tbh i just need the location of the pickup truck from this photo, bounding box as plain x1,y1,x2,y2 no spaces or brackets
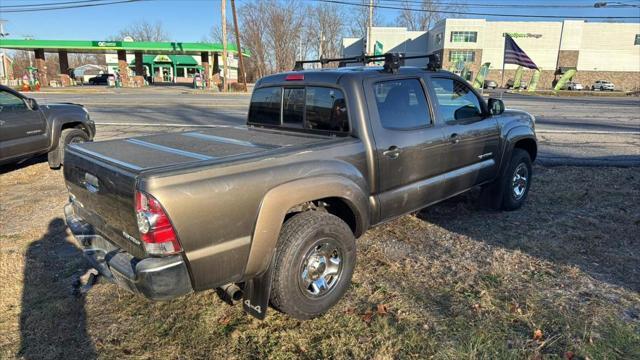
63,62,537,320
0,85,95,168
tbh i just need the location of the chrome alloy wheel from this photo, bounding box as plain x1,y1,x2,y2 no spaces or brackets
511,163,529,200
299,240,343,298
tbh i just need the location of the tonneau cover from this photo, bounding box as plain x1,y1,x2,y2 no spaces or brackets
69,126,332,172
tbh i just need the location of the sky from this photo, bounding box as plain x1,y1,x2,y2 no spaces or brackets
0,0,639,42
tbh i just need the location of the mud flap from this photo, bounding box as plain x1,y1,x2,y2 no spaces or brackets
242,265,274,320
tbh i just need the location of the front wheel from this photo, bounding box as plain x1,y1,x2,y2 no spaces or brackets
270,211,356,320
500,149,533,211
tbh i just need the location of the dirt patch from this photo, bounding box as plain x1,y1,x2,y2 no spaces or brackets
1,163,639,359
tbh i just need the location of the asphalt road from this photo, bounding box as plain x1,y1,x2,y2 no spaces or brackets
30,88,640,166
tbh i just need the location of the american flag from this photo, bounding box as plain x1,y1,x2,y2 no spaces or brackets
503,34,538,70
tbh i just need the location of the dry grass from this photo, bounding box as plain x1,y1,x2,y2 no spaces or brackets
1,161,639,359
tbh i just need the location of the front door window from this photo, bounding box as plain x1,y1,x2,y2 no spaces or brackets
430,77,483,124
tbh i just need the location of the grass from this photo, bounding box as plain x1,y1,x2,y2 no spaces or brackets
1,163,639,359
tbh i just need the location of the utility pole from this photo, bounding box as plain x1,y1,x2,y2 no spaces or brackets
319,29,323,69
0,20,8,81
230,0,247,92
367,0,373,57
221,0,229,92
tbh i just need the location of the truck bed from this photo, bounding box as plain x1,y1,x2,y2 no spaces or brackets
70,126,334,172
63,126,343,258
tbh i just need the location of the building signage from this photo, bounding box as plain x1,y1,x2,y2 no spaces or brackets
503,32,543,39
93,41,121,47
154,55,172,62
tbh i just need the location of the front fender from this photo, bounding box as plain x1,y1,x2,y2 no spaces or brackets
499,125,537,175
42,105,93,150
243,175,370,278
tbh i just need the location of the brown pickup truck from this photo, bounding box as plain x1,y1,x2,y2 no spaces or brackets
63,60,537,320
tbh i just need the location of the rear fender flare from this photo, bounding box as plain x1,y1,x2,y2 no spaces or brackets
243,175,369,278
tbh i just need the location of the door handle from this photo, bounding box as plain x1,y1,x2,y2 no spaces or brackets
450,133,460,144
383,146,401,159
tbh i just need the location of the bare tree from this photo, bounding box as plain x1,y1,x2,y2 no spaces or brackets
307,3,346,66
349,0,383,38
208,25,235,45
69,53,106,67
396,0,466,31
113,20,170,42
9,50,34,79
238,1,269,79
264,0,306,72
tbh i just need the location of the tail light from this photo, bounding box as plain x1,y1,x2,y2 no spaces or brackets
135,190,182,256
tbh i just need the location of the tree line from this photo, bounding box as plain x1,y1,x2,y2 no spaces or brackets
8,0,464,83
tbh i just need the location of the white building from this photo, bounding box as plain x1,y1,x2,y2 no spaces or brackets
343,19,640,90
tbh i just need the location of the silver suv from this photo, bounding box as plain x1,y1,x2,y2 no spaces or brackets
592,80,615,91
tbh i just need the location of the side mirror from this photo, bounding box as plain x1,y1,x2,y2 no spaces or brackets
488,98,504,116
26,98,39,110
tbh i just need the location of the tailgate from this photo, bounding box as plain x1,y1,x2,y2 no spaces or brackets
64,148,145,257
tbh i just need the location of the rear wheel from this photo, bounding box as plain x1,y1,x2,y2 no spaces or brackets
500,149,533,211
48,128,89,169
270,211,356,320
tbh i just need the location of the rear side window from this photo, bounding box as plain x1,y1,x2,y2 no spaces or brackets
374,79,431,130
305,87,348,132
248,85,349,133
248,87,282,125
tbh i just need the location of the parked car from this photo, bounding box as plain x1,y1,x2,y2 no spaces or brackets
564,81,584,91
506,79,528,89
483,79,498,89
63,62,537,321
88,73,111,85
592,80,615,91
0,85,95,168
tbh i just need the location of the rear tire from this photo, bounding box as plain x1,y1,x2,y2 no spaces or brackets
500,149,532,211
270,211,356,320
48,128,89,169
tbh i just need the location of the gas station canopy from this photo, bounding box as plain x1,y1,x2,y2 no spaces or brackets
0,38,249,87
0,39,249,56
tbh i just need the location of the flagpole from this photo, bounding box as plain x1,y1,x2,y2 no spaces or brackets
501,33,507,89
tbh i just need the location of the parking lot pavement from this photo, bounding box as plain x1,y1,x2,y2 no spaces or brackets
28,90,640,166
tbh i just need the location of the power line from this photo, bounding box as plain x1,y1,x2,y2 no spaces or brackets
0,0,107,9
0,0,149,13
315,0,640,19
380,0,638,8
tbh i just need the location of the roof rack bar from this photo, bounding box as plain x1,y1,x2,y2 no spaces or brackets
293,52,440,72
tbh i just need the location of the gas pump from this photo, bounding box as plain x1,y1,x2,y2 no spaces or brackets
107,74,116,87
193,73,203,89
114,71,122,88
24,67,40,91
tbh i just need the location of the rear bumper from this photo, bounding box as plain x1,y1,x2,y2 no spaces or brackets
64,203,193,300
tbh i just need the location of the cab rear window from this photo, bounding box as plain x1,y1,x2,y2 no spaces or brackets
248,87,281,125
248,86,349,133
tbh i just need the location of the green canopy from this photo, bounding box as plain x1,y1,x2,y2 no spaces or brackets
0,38,250,57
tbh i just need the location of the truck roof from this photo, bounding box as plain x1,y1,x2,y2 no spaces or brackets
256,66,448,88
